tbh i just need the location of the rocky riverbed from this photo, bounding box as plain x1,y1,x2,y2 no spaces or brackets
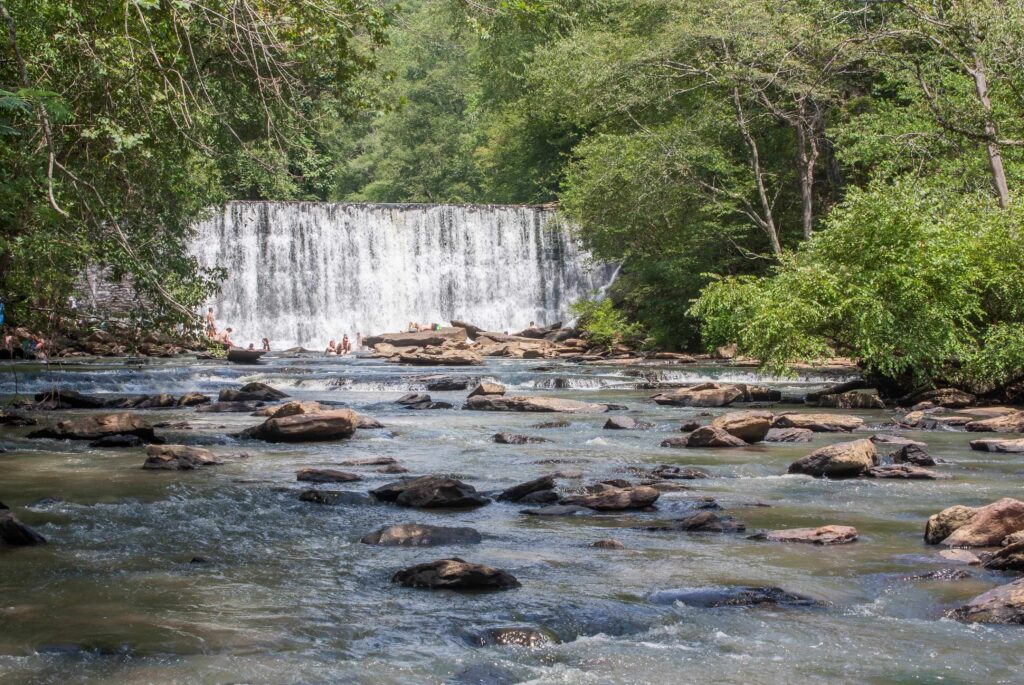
2,354,1024,684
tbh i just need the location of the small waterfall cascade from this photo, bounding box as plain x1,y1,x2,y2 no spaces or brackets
191,202,617,349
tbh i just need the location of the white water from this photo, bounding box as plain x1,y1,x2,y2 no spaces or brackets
191,202,615,349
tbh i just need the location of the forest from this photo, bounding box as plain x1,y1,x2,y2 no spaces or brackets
2,0,1023,393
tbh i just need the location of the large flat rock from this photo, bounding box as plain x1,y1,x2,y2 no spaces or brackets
463,395,612,413
364,328,468,348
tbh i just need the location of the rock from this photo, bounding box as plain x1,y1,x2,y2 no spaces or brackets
909,388,976,409
678,420,702,432
492,433,550,445
862,464,949,479
965,411,1024,433
738,384,783,402
983,541,1024,572
907,568,970,581
298,489,371,506
650,465,708,480
423,376,470,391
684,425,749,448
497,475,557,502
450,320,485,338
254,400,328,418
467,627,554,648
516,490,559,505
560,484,659,511
713,343,738,359
651,383,744,407
467,381,506,398
405,400,454,410
710,410,773,443
816,390,885,409
357,415,385,429
28,413,157,443
951,578,1024,624
0,513,47,546
449,664,520,685
764,427,813,443
177,392,211,407
0,410,36,426
142,444,220,470
370,475,488,509
361,524,482,547
659,436,691,448
772,413,865,432
645,511,745,533
340,457,397,466
33,389,106,409
195,401,264,413
871,434,927,448
378,464,410,474
603,415,653,430
464,395,611,413
219,382,288,402
89,434,144,448
649,586,819,608
399,349,484,366
959,406,1019,418
591,539,625,549
926,498,1024,547
396,393,432,406
364,328,468,348
939,549,982,565
787,439,877,478
970,438,1024,453
762,525,858,545
532,420,570,429
240,409,358,442
520,504,589,516
295,468,361,483
891,444,936,465
391,558,520,591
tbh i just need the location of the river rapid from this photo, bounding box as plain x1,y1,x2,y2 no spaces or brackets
1,355,1022,684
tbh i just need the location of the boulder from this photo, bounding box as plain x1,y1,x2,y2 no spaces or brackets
651,383,743,407
684,425,748,448
364,328,468,348
464,395,611,413
396,393,431,406
951,578,1024,624
969,438,1024,453
649,586,818,608
816,390,885,409
645,511,745,534
89,434,144,448
404,400,454,410
909,388,976,409
492,433,550,445
398,349,483,366
773,413,865,433
33,389,106,409
340,457,397,466
650,465,709,480
357,415,384,430
295,468,360,483
560,484,659,511
603,416,653,430
891,444,937,466
422,376,471,391
862,464,949,479
450,320,485,338
591,539,625,549
196,401,264,413
965,411,1024,433
659,436,691,448
0,410,36,426
254,400,328,419
762,525,858,545
219,382,288,402
764,428,813,443
514,322,562,339
497,475,556,503
143,444,220,470
240,409,358,443
925,498,1024,547
298,490,370,506
391,558,520,591
520,504,589,516
177,392,211,407
467,381,505,398
370,475,488,509
983,541,1024,572
0,513,47,546
871,434,927,448
737,384,783,402
787,439,877,478
28,413,157,443
959,406,1019,418
710,410,773,443
361,524,482,547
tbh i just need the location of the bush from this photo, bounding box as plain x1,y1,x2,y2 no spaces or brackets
571,298,646,351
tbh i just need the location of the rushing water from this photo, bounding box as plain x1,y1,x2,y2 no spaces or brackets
191,203,616,349
2,356,1023,684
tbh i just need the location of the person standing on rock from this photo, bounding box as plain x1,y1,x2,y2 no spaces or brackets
262,337,271,351
206,307,217,337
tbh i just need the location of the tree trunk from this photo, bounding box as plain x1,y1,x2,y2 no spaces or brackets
732,88,782,255
794,110,820,240
972,52,1010,208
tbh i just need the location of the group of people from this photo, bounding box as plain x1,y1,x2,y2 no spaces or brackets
407,321,442,333
325,332,362,356
205,307,270,351
1,328,49,360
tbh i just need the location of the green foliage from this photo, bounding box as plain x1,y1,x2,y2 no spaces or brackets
571,297,645,351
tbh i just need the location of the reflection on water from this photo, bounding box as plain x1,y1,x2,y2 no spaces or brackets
1,356,1021,684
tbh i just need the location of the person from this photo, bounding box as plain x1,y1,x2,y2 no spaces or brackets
325,340,337,356
206,307,217,337
407,321,417,333
262,337,270,351
355,332,362,350
247,343,255,351
341,334,351,354
528,321,537,331
216,327,235,347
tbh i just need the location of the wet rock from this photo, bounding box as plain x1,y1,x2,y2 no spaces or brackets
520,504,589,516
651,383,743,407
28,413,157,443
938,549,982,565
114,393,178,410
551,468,583,479
365,328,468,348
0,512,47,546
424,376,470,391
517,489,559,505
492,433,550,445
710,410,773,443
196,401,264,413
863,464,949,480
466,626,554,648
760,525,858,545
299,489,370,506
33,389,107,409
219,383,288,403
254,400,328,418
678,419,702,432
532,420,569,429
907,568,971,581
405,400,454,410
378,464,410,474
357,415,385,429
649,586,819,608
871,434,927,448
0,410,36,426
391,558,520,591
497,475,556,502
592,539,625,549
604,416,653,430
177,392,211,407
982,541,1024,572
370,475,488,509
560,484,659,511
650,465,708,480
951,578,1024,624
361,523,482,547
89,434,144,448
926,498,1024,547
965,411,1024,433
659,436,691,448
908,388,976,409
816,390,885,409
684,425,749,448
467,381,506,398
969,437,1024,453
340,456,397,466
399,349,484,366
142,444,221,470
738,384,782,402
892,444,936,465
464,395,612,413
772,413,865,433
240,409,358,443
295,468,361,483
396,393,432,406
764,427,813,443
787,439,877,478
645,511,745,534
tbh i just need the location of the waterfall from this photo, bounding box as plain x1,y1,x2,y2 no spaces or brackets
191,202,616,349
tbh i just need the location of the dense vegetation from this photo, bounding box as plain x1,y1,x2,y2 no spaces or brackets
3,0,1022,392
